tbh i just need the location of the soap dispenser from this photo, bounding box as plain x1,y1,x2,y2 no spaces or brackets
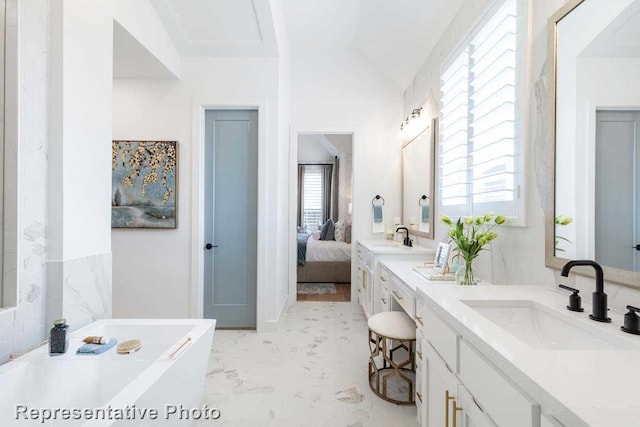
49,319,69,356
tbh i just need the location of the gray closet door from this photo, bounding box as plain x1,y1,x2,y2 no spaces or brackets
203,110,258,327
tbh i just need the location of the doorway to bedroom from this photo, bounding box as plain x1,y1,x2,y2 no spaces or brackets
296,134,353,302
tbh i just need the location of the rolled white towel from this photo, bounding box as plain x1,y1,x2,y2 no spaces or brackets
83,336,110,345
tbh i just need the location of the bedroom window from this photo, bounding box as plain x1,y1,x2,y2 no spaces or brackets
439,0,527,223
299,164,332,232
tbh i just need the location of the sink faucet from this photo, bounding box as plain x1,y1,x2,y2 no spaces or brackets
395,227,411,247
560,260,610,323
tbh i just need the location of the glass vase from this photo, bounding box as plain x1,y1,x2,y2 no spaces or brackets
455,259,478,286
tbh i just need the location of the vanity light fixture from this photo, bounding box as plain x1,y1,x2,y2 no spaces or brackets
400,107,425,140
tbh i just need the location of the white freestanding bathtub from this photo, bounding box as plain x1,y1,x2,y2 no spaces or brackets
0,319,215,426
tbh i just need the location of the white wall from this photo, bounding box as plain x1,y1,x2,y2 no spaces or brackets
291,50,404,237
403,0,640,312
270,0,291,320
288,49,403,300
49,0,113,261
43,0,115,332
112,57,288,326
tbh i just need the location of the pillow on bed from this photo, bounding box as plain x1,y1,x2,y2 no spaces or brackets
334,220,348,242
319,219,335,240
345,225,352,244
312,232,321,240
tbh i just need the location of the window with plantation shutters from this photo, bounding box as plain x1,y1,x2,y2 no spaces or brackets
440,49,470,216
439,0,525,221
302,165,324,232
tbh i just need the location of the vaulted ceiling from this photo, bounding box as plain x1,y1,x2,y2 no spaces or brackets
149,0,464,88
282,0,464,88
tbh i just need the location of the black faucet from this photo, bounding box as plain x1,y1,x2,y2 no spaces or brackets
395,227,411,247
560,260,610,323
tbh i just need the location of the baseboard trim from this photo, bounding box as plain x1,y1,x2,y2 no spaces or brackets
259,294,288,333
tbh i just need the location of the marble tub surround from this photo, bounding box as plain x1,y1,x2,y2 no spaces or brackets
46,252,112,333
199,302,418,427
413,282,640,426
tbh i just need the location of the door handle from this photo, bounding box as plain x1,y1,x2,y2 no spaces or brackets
452,399,462,426
446,390,454,426
635,244,640,251
205,243,218,250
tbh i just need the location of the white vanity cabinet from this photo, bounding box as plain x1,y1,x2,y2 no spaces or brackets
375,265,392,313
419,300,540,427
456,386,497,427
421,337,497,427
355,255,364,305
356,241,433,319
356,245,374,318
381,260,634,426
424,339,462,427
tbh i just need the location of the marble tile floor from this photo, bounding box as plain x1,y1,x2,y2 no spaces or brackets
197,302,419,426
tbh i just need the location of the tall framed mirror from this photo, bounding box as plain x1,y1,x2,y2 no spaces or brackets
546,0,640,288
402,118,436,240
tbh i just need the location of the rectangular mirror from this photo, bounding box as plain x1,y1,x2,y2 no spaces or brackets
547,0,640,287
402,118,436,239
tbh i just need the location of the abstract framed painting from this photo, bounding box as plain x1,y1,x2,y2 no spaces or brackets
111,141,177,229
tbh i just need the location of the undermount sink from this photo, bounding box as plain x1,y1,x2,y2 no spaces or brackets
462,299,638,351
367,241,409,250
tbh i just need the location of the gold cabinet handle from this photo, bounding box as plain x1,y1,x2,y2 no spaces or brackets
415,315,424,326
416,350,423,360
453,399,462,426
416,391,423,403
392,290,403,300
445,390,455,426
381,297,387,304
357,289,361,293
380,276,386,281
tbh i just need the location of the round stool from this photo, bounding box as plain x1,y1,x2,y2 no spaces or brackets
367,311,416,405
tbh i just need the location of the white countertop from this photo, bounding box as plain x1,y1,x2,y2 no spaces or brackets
358,239,435,256
381,260,640,427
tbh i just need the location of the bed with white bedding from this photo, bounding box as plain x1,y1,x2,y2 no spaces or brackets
297,233,352,283
305,234,351,262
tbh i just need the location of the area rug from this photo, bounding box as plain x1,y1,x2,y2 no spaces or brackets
297,283,337,295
